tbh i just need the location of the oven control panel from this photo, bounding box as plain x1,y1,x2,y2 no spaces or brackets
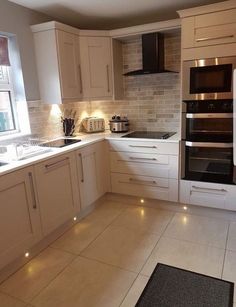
185,100,233,113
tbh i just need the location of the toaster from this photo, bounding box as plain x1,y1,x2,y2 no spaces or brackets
82,117,105,133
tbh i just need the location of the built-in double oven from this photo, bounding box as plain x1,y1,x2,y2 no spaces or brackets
181,56,236,184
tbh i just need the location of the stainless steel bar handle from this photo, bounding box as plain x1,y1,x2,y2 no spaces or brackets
45,157,69,170
186,113,233,119
192,185,227,193
79,153,84,183
129,145,157,149
106,65,110,93
78,64,83,94
196,34,234,42
28,172,37,209
186,141,233,148
129,157,157,161
129,178,157,184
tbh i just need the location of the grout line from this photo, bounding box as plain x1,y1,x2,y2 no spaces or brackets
118,211,176,307
221,222,230,279
0,290,29,305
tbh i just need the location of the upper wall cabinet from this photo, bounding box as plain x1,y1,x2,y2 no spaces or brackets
32,21,124,103
178,1,236,60
79,36,113,100
31,22,82,104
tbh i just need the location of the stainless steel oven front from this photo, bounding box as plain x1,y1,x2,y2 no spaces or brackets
182,56,236,101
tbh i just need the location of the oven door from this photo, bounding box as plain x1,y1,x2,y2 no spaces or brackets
184,142,233,184
183,57,236,101
185,113,233,142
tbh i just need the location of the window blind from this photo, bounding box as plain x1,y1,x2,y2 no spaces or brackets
0,36,10,66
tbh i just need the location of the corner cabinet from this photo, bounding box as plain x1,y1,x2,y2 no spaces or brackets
79,36,113,99
34,152,80,236
31,22,82,104
0,167,42,270
76,141,110,210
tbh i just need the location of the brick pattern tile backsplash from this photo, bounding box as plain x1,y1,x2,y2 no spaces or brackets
27,31,181,137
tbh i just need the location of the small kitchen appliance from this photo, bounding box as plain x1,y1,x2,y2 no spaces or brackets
109,115,129,133
82,117,105,133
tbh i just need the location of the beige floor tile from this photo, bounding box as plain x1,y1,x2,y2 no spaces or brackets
51,219,109,254
81,225,159,272
86,200,127,224
164,213,228,248
0,292,27,307
120,275,149,307
223,251,236,282
112,206,174,235
0,247,75,302
31,256,136,307
227,222,236,251
141,236,225,278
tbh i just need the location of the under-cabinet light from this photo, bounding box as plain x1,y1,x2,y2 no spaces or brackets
25,252,30,258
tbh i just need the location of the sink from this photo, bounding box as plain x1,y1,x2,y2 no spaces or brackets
0,162,8,167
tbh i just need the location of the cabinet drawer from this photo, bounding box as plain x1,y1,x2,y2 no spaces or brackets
110,151,178,179
180,180,228,210
111,173,178,202
108,140,179,155
194,23,236,47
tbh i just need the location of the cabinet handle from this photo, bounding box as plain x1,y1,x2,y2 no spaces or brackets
196,34,234,42
129,145,157,149
28,172,37,209
129,157,157,161
192,185,227,193
129,178,157,185
78,64,83,94
106,65,110,93
79,153,84,183
45,157,69,170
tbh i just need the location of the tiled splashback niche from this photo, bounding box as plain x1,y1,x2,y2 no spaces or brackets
27,31,181,137
90,31,181,132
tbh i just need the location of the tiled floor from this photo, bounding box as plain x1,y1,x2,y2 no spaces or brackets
0,196,236,307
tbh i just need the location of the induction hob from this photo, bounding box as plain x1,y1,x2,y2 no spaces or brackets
122,131,176,139
40,138,81,148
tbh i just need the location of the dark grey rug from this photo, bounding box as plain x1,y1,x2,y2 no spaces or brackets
136,263,234,307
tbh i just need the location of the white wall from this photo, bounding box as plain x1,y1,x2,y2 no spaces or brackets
0,0,51,101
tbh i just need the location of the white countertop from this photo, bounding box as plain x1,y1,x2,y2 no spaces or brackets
0,130,180,176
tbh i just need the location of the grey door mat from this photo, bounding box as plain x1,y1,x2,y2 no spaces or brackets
136,263,234,307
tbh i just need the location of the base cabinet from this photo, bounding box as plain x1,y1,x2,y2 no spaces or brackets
34,152,80,236
0,167,42,270
76,141,110,210
109,140,179,202
180,180,236,211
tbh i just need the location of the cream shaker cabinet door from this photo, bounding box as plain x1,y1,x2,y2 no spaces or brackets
76,145,100,210
56,30,82,100
80,36,113,99
0,167,42,270
34,153,80,236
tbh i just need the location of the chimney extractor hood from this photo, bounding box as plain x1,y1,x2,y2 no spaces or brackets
124,32,177,76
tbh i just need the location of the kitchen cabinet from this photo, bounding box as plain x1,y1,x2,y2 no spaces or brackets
32,22,82,104
178,3,236,59
76,141,110,210
180,179,236,211
109,140,179,202
0,167,42,270
79,36,113,99
34,152,80,236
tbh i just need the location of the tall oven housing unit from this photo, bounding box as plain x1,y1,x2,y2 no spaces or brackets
181,57,236,185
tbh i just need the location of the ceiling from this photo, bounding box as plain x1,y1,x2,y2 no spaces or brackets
9,0,224,29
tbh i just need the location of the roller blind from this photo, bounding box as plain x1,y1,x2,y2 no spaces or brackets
0,36,10,66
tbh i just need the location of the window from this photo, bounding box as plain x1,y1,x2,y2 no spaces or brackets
0,34,30,139
0,65,17,133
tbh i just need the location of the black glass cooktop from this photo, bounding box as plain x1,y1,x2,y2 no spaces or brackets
40,138,81,148
122,131,176,139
